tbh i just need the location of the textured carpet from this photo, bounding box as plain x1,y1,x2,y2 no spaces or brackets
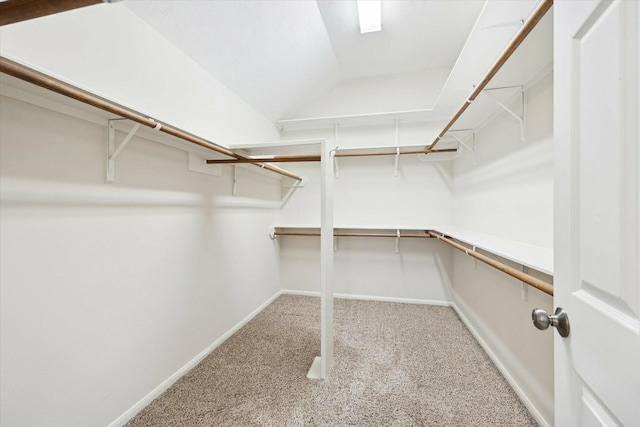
126,295,537,426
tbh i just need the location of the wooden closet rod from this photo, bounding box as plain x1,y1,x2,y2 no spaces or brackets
0,0,102,27
206,148,457,164
274,231,434,239
0,57,302,181
427,231,553,296
427,0,553,151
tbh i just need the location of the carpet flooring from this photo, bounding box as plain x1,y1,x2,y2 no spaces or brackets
126,295,537,426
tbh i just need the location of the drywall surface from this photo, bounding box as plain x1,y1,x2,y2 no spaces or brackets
0,93,281,426
125,0,342,123
280,122,454,227
290,68,450,119
0,2,279,144
451,251,554,425
277,122,454,302
453,73,554,249
280,235,453,304
449,74,555,425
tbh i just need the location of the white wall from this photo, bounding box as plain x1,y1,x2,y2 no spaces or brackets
1,4,287,425
280,122,454,227
290,68,450,118
277,122,455,303
450,73,555,425
453,73,554,249
0,2,278,144
451,251,554,424
0,51,283,427
280,235,452,304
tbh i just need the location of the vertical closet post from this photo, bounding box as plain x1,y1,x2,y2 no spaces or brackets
320,140,334,378
308,139,334,379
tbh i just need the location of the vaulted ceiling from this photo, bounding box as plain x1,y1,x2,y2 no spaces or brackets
123,0,486,122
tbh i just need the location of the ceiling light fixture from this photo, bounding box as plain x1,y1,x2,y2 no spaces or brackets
356,0,381,34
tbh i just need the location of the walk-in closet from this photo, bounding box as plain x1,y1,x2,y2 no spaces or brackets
1,1,638,426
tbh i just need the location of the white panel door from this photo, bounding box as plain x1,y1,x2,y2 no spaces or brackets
554,1,640,426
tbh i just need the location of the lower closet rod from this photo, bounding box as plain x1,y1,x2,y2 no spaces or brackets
274,231,433,238
427,231,553,296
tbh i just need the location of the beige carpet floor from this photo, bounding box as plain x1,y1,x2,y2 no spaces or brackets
126,295,537,426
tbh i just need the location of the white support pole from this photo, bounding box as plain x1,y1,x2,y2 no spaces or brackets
308,139,334,379
320,138,334,378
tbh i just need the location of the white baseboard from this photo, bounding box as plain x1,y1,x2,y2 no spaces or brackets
450,299,550,427
281,289,320,298
108,289,284,427
281,289,451,306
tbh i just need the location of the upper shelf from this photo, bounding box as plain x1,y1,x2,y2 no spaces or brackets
276,109,435,132
432,226,553,275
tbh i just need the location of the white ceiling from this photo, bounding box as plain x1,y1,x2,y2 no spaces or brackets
317,1,485,79
124,0,486,122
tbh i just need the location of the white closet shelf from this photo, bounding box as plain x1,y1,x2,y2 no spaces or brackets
432,226,553,275
272,224,553,276
276,109,438,131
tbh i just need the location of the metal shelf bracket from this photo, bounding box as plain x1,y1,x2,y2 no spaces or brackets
448,129,476,165
394,118,400,177
395,229,401,254
107,120,142,183
333,123,340,178
232,164,252,195
521,265,529,300
472,245,477,269
394,146,400,177
282,176,309,189
483,86,526,141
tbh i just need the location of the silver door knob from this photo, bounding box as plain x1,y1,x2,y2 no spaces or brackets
531,307,570,337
